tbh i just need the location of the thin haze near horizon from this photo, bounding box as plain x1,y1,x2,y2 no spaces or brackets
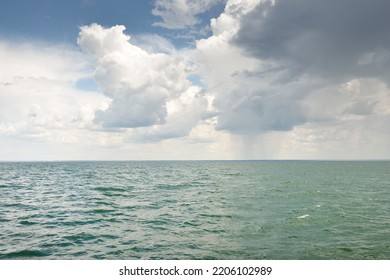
0,0,389,161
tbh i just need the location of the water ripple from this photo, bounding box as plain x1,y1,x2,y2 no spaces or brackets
0,161,389,259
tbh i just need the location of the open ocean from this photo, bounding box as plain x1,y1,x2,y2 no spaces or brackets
0,161,389,260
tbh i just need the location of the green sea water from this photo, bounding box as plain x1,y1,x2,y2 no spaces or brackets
0,161,389,259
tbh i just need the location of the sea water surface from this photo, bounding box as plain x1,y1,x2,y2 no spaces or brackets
0,161,389,259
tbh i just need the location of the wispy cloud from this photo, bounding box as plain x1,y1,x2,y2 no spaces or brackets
0,40,108,152
152,0,226,29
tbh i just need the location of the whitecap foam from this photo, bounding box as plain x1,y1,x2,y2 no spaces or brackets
298,214,310,219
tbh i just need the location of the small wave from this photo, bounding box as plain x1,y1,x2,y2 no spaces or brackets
199,213,233,219
223,172,243,177
340,247,353,252
19,220,38,226
90,208,116,214
0,249,50,259
0,184,25,188
181,221,201,227
100,234,120,240
155,183,180,190
63,233,99,244
3,203,39,210
288,235,299,239
58,220,99,226
94,186,126,193
95,200,113,206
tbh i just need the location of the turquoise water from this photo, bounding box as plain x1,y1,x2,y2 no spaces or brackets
0,161,389,259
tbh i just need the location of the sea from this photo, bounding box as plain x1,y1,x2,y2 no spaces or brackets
0,160,389,260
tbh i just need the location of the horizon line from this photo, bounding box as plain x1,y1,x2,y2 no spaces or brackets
0,159,389,163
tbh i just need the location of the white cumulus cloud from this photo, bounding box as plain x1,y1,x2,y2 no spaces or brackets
77,23,214,142
191,0,390,158
1,0,389,160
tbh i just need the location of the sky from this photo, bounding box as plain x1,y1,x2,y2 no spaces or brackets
0,0,389,161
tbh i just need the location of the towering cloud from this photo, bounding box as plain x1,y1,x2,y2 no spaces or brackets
190,0,390,158
193,0,390,135
77,23,213,141
78,24,188,128
1,0,389,160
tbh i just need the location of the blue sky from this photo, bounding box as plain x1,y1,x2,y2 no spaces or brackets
0,0,224,47
0,0,389,160
1,1,154,41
